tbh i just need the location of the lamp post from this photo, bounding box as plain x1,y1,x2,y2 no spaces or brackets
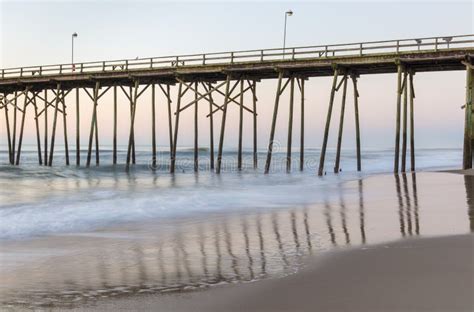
283,10,293,58
72,32,78,71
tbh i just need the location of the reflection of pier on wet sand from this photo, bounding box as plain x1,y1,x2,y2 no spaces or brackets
0,172,472,309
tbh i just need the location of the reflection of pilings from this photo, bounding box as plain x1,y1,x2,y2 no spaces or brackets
256,214,266,276
176,232,194,283
197,225,209,279
411,173,420,235
223,220,240,281
402,174,413,236
339,195,351,245
290,211,300,253
324,202,337,246
214,224,223,281
465,175,474,232
272,213,289,267
241,218,255,280
303,208,312,251
14,207,354,304
358,180,367,244
395,174,406,237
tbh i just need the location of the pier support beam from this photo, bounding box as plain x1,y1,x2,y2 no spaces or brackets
265,71,284,174
151,84,157,168
171,82,183,173
165,84,173,167
12,91,17,164
394,63,404,173
409,71,416,171
401,70,409,172
33,95,42,165
3,94,13,164
251,80,258,169
207,82,215,170
299,78,305,171
129,86,136,165
318,68,339,176
61,90,70,165
216,75,232,174
49,85,61,166
351,74,362,172
126,80,139,169
463,61,474,169
334,72,348,173
86,82,100,167
16,88,30,165
44,90,48,166
113,86,117,165
194,82,199,172
286,77,295,173
238,79,244,170
76,88,80,166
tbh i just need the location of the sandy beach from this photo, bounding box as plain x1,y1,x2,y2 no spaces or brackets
74,234,474,312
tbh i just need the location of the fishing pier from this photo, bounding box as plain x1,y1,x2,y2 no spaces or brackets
1,34,473,174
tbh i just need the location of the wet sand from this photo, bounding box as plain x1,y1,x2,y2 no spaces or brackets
76,234,474,312
1,171,473,310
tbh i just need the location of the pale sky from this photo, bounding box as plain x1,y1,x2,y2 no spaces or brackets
1,0,473,150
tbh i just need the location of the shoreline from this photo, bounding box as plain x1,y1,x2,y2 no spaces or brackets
72,234,474,312
1,169,473,310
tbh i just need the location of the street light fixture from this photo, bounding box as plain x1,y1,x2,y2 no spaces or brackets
72,32,78,71
283,10,293,58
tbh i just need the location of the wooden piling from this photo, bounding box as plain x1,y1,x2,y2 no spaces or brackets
94,91,100,166
300,78,305,171
264,71,284,174
3,94,12,164
334,74,348,173
61,90,70,165
194,81,199,172
238,79,244,170
208,82,215,170
394,63,403,173
171,82,183,173
15,89,29,165
44,90,48,166
401,70,408,172
252,80,258,169
48,86,59,165
166,84,173,165
151,84,157,168
76,88,80,166
113,86,117,165
463,63,473,169
12,91,17,163
409,71,416,171
352,74,362,171
33,95,42,165
216,75,232,174
286,77,295,173
318,69,339,176
86,82,100,167
129,86,136,164
126,80,139,168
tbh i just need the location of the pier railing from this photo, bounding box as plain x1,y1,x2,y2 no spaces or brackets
1,34,473,79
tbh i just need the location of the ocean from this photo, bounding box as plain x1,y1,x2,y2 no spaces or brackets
0,146,463,240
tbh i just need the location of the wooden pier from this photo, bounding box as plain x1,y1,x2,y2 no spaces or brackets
1,34,473,174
